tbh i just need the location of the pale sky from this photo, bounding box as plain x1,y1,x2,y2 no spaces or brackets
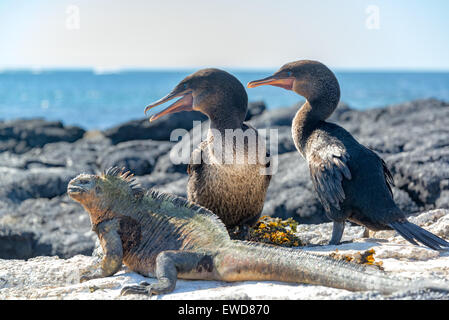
1,0,448,70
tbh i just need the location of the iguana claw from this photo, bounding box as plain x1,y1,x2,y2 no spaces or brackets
80,269,103,283
120,283,153,296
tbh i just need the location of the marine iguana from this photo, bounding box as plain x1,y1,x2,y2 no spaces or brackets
67,167,448,296
144,69,271,239
247,60,449,250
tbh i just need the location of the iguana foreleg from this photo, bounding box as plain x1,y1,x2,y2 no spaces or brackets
120,250,213,296
80,220,123,282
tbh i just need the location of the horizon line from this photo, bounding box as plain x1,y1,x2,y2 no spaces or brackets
1,66,449,74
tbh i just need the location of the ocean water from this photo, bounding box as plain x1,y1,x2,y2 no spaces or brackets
0,70,448,130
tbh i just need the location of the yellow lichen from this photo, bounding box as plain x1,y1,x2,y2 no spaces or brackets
249,216,302,247
329,249,384,270
89,286,100,293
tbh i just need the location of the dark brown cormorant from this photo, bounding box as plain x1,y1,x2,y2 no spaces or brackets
145,68,271,238
247,60,449,250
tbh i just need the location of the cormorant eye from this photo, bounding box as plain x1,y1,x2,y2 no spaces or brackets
183,83,188,90
287,71,292,77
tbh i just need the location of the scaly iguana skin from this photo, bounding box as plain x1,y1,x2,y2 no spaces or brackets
67,167,448,296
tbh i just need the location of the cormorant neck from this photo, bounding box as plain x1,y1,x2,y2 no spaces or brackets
307,96,339,122
292,98,338,153
293,69,341,125
205,107,247,163
208,111,245,133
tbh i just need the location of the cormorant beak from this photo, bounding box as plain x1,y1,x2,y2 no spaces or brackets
247,75,294,90
144,89,194,122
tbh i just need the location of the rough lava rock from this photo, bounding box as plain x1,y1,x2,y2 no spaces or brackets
102,110,207,144
0,133,112,173
0,118,85,154
0,167,78,205
0,195,93,259
245,101,267,121
97,139,173,176
102,101,265,144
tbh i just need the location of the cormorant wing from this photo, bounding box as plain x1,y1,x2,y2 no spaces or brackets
308,144,352,212
380,157,395,198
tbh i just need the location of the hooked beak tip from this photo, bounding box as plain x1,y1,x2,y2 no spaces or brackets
246,76,276,89
246,82,256,89
145,92,194,122
247,76,294,91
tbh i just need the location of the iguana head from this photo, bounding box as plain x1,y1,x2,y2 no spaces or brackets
68,167,143,223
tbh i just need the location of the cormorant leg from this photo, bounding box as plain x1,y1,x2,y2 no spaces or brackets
120,251,209,296
362,227,370,238
329,221,345,245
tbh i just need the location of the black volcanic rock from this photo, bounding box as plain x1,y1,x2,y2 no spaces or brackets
0,167,78,205
102,111,207,144
0,119,85,154
249,104,300,129
245,101,267,121
0,228,37,259
0,195,94,259
103,101,266,145
97,139,173,176
0,134,112,173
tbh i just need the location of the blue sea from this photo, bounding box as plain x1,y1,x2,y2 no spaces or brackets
0,70,448,130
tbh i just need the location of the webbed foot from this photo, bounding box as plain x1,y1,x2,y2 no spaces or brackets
229,224,250,240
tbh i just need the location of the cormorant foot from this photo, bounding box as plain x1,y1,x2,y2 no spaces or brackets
229,224,251,240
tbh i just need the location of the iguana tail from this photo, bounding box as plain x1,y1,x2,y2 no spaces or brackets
215,241,449,294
